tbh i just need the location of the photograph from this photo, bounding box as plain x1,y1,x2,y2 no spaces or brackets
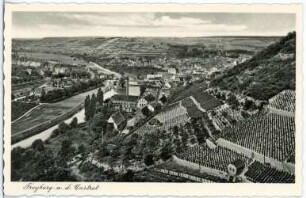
3,3,303,197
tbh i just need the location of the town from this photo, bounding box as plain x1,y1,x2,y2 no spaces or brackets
11,32,296,183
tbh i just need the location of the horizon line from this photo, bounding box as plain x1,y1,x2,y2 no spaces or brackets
12,35,285,40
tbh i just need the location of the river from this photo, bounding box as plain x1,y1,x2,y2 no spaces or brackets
12,88,117,149
88,62,121,78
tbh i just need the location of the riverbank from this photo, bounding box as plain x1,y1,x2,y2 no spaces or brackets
11,61,120,147
12,89,117,149
12,87,102,135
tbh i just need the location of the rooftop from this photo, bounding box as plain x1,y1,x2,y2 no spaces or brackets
112,94,139,102
110,112,126,126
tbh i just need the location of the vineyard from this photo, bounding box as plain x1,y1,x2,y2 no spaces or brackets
169,86,222,112
245,161,294,183
221,113,295,162
134,102,189,136
287,153,295,164
192,91,223,111
137,168,192,182
268,89,295,113
155,160,227,182
176,145,249,172
181,97,204,118
169,83,207,103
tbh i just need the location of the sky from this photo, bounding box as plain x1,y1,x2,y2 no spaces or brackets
12,12,295,38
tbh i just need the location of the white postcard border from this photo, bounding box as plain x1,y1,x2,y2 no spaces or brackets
3,3,303,197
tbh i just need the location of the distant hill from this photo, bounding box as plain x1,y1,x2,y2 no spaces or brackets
13,36,278,59
210,32,296,101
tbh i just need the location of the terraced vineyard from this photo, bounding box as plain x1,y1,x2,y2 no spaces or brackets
192,91,223,111
156,160,228,183
268,89,295,113
181,97,203,118
245,161,295,183
221,113,295,162
177,145,249,172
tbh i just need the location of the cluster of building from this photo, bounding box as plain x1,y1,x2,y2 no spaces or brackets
107,76,168,134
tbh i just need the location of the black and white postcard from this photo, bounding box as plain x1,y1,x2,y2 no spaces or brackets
3,3,303,197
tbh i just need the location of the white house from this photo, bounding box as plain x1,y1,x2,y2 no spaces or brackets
168,68,177,75
137,98,148,109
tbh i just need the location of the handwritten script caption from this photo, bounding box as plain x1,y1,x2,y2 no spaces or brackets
23,183,100,193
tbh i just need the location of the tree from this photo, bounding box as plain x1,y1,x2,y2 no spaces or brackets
140,85,146,96
122,169,134,182
110,146,121,158
196,131,205,144
173,126,179,136
141,132,160,154
160,142,174,161
51,128,60,138
78,144,86,155
59,139,75,161
181,131,189,145
119,77,126,88
97,144,110,160
227,94,239,109
144,154,154,166
70,117,78,128
241,110,250,119
90,94,97,119
128,133,139,147
84,95,91,121
160,95,167,104
244,99,255,110
11,147,26,170
141,106,152,117
97,88,104,105
31,139,45,151
58,122,70,134
154,102,162,112
40,88,46,102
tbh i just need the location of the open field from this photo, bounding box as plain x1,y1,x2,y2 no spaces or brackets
17,52,87,65
12,88,100,134
11,101,38,121
13,36,278,58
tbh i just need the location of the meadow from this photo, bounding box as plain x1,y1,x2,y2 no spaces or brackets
12,88,100,134
17,52,87,65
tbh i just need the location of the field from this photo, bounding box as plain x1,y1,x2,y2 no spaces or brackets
13,36,278,60
221,112,295,162
177,145,249,172
245,161,294,183
155,158,227,182
11,101,37,121
268,90,295,113
17,52,87,65
12,88,100,134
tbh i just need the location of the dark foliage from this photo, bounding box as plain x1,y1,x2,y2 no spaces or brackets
211,32,296,100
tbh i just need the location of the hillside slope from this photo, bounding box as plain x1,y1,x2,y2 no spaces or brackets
210,32,296,100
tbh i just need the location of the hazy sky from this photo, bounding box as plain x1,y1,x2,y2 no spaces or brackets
12,12,295,38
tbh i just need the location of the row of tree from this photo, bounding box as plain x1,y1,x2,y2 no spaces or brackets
84,88,104,121
40,78,104,103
